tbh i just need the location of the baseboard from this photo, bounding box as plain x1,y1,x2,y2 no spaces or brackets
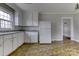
39,43,51,45
72,39,79,43
24,43,38,44
52,39,63,41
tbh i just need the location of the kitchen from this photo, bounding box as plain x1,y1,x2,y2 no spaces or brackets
0,3,79,56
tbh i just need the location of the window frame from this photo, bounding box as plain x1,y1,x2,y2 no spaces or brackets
0,5,14,31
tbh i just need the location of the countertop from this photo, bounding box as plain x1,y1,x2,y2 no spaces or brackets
0,30,39,36
0,31,23,36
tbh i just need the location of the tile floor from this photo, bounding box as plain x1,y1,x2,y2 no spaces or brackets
10,40,79,56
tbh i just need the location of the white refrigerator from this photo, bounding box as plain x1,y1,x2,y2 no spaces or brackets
39,21,51,44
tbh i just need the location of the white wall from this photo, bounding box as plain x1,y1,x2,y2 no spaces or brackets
73,13,79,42
39,14,74,41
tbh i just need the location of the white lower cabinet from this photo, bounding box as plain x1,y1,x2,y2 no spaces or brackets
2,32,24,56
19,32,24,45
13,32,24,51
13,33,18,51
4,35,13,56
17,32,24,47
0,36,3,56
0,31,38,56
30,32,38,43
25,32,31,43
25,32,38,43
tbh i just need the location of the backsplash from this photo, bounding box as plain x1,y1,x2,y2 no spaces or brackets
0,26,39,32
22,26,39,31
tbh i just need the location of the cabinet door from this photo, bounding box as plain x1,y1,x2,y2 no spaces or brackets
23,12,33,26
25,32,31,43
32,11,38,26
4,35,13,56
13,34,18,51
20,32,24,44
18,32,24,45
15,11,23,26
13,37,18,51
16,32,24,46
30,32,38,43
0,36,3,56
16,33,20,46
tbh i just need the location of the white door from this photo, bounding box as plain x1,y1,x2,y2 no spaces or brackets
0,36,3,56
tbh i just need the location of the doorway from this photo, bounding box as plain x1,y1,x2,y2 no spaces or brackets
61,17,73,41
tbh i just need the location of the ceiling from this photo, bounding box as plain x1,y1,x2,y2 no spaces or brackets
16,3,76,13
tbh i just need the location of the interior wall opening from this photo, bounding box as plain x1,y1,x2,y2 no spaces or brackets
63,18,71,41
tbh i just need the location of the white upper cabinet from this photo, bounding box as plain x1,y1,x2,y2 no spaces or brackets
23,11,33,26
15,11,23,26
32,11,38,26
23,11,38,26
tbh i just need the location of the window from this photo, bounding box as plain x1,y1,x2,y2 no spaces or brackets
0,4,14,30
0,10,12,29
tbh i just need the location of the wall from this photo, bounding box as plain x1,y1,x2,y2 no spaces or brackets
73,13,79,42
39,13,74,41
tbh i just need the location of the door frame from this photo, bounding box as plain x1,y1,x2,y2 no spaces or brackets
61,17,73,41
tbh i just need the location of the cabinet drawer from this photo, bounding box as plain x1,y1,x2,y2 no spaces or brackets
4,35,12,39
13,33,17,38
